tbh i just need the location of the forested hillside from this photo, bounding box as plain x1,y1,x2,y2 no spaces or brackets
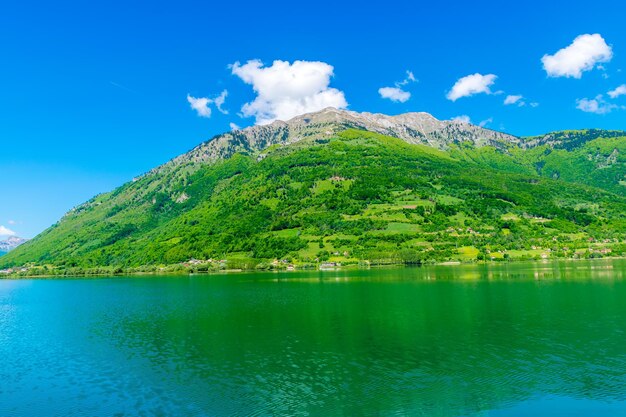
3,120,626,276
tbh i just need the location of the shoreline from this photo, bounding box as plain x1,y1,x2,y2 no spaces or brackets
2,256,624,280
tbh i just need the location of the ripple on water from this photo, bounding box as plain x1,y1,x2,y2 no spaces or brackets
2,262,626,416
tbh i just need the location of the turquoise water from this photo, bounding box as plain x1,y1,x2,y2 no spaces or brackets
2,260,626,416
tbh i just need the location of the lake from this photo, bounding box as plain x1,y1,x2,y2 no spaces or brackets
2,260,626,416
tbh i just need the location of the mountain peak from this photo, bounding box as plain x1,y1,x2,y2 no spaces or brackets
165,108,520,172
261,107,445,131
0,236,28,254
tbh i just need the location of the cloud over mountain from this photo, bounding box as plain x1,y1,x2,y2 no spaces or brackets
451,115,471,124
0,226,16,237
379,71,417,103
187,90,228,118
576,95,618,114
231,59,347,125
379,87,411,103
447,73,497,101
542,34,612,78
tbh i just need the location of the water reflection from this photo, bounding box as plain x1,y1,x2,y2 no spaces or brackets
1,260,626,416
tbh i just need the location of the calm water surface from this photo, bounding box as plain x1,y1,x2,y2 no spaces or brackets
2,260,626,416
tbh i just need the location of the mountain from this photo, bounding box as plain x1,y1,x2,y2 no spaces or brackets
164,108,520,169
519,129,626,194
2,109,626,274
0,236,29,256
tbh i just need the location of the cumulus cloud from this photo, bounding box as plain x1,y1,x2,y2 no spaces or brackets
379,70,417,103
231,59,348,125
451,115,471,124
479,118,493,127
542,34,613,78
608,84,626,99
187,90,228,118
446,73,497,101
576,95,619,114
187,96,212,117
213,90,228,114
504,95,524,106
379,87,411,103
0,225,16,236
229,122,241,131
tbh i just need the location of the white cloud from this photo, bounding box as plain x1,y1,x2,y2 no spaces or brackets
213,90,228,114
7,220,16,225
0,226,16,236
229,122,241,131
187,95,212,118
541,34,613,78
598,66,610,79
187,90,228,118
530,102,540,108
446,73,497,101
379,70,418,103
402,71,417,84
504,95,524,106
608,84,626,99
479,117,493,127
576,95,619,114
378,87,411,103
231,59,347,125
451,115,471,124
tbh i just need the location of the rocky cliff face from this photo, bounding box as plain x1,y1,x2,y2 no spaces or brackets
160,108,521,172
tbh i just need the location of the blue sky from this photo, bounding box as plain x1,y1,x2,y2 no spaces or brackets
2,0,626,238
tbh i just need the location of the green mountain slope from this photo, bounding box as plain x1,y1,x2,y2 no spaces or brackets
4,121,626,274
522,130,626,194
454,129,626,193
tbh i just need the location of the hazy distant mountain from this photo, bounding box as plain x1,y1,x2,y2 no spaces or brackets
0,236,28,255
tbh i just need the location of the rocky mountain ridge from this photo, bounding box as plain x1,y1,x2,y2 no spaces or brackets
160,108,522,172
